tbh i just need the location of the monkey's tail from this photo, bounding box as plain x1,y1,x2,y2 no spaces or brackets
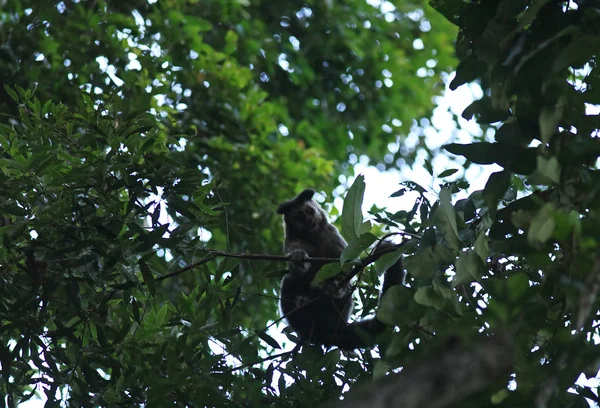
332,256,405,350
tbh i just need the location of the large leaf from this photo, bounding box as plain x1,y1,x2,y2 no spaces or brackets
453,250,486,287
483,170,511,210
340,233,377,264
341,174,365,241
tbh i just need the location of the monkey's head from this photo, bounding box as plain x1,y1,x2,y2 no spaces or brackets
277,189,325,233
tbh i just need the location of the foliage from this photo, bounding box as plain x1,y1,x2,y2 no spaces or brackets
421,0,599,406
2,0,600,407
0,0,457,407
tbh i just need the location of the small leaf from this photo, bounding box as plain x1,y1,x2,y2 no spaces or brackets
438,169,459,178
139,261,156,295
360,220,372,235
536,156,561,184
439,186,459,242
539,104,562,144
65,317,81,328
474,230,490,261
258,331,281,349
528,203,555,246
224,30,239,54
483,170,511,208
424,159,434,176
67,280,81,309
341,175,365,241
390,188,407,198
3,84,18,101
155,304,168,327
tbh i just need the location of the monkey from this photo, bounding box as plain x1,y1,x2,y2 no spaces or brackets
277,188,405,350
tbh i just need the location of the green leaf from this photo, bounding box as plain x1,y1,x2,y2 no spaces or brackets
377,285,423,326
414,286,446,311
155,304,168,327
3,84,18,101
340,233,377,264
341,174,365,241
374,249,404,276
403,249,438,279
139,261,156,296
539,104,561,144
439,186,460,246
224,30,239,55
528,203,555,246
483,170,511,208
453,250,486,287
360,220,372,235
313,263,342,284
507,274,529,303
535,156,561,184
551,35,600,75
474,229,490,261
65,317,82,328
433,276,462,315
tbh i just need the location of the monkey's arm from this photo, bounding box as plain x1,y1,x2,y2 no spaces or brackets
284,238,316,277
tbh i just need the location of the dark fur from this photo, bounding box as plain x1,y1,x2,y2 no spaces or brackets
277,189,404,350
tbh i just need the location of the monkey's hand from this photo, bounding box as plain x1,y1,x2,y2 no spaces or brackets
288,248,310,276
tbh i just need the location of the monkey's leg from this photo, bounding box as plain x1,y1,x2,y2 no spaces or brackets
330,319,384,350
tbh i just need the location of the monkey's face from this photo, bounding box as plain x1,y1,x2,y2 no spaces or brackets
285,201,324,233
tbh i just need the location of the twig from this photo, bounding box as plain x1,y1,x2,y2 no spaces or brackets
225,349,296,373
155,254,217,282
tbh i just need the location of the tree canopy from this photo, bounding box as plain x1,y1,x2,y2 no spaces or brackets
1,0,599,407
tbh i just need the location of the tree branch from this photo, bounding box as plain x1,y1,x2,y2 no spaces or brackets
326,334,514,408
155,243,407,284
155,249,339,283
202,248,339,263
